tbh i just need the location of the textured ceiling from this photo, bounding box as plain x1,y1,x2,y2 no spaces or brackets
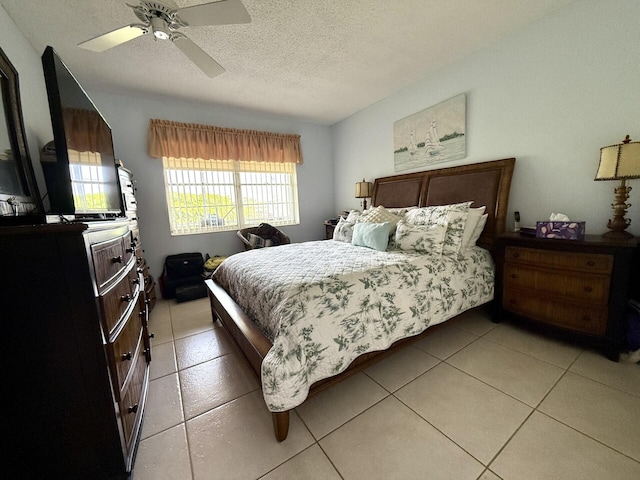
2,0,576,125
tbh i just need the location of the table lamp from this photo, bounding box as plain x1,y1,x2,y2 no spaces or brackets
594,135,640,238
355,179,373,210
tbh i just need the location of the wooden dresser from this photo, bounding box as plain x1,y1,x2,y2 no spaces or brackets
495,232,640,358
3,220,150,479
119,164,156,312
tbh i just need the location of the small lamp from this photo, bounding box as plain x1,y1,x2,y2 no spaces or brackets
594,135,640,238
355,179,373,210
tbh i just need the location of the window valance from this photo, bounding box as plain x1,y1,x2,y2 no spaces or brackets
147,119,303,164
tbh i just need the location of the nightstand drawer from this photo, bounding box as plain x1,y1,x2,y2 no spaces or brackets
505,246,613,273
503,289,607,335
504,263,610,304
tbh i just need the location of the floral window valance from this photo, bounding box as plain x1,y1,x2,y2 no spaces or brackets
147,119,303,164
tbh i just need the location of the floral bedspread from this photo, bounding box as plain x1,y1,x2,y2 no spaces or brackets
213,240,494,411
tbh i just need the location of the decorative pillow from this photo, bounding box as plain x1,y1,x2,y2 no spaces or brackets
248,233,273,248
461,206,486,251
332,218,355,243
395,220,447,254
356,205,403,234
405,202,472,255
467,213,488,249
352,222,391,251
345,210,362,223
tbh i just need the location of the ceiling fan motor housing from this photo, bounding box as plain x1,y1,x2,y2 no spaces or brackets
133,1,188,32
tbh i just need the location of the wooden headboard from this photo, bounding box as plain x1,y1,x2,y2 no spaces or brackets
372,158,515,252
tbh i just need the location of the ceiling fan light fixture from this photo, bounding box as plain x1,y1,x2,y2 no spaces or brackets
150,16,170,40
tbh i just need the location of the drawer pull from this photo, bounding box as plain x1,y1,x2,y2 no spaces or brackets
128,404,139,414
111,255,123,264
125,247,134,253
121,352,132,361
121,294,132,303
149,333,155,339
132,277,140,285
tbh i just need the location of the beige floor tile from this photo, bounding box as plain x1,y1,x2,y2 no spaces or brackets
148,319,174,346
141,373,184,439
175,327,235,370
365,345,440,392
414,322,479,360
539,371,640,461
396,362,532,464
259,444,341,480
483,321,582,368
320,396,484,480
149,300,171,324
149,340,177,380
295,372,388,439
187,391,314,480
491,412,640,480
447,338,564,406
570,349,640,397
478,470,503,480
179,352,259,419
133,424,192,480
169,297,211,316
452,307,499,337
171,309,215,340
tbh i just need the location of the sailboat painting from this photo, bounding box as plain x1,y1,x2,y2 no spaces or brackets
393,94,466,171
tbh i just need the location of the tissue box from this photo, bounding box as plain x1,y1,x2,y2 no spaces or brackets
536,221,585,240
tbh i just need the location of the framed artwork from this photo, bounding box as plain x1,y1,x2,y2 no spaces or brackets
393,93,466,171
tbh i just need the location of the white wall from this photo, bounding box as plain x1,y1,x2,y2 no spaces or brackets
331,0,640,237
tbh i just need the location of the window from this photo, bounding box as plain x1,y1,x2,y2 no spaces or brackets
163,156,299,235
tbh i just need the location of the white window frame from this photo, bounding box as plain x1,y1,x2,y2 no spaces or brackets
162,157,299,236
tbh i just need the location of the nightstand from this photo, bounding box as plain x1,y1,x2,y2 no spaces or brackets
495,232,640,359
324,221,336,240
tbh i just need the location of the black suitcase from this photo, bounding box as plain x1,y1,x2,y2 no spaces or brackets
160,253,204,300
164,253,204,279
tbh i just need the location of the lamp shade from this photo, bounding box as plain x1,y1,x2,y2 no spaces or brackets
355,180,373,198
595,136,640,181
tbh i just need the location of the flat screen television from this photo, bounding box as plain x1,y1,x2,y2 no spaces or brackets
41,46,123,220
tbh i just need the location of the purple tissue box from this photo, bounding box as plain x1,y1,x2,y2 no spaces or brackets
536,221,585,240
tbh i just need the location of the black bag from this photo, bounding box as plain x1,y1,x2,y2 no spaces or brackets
160,253,204,300
165,253,204,279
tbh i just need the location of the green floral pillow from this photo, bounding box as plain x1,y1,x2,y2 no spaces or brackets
405,202,472,255
395,220,447,254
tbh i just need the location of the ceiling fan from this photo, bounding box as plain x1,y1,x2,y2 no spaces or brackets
77,0,250,77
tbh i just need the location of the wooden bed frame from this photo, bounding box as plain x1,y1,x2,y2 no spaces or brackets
206,157,515,441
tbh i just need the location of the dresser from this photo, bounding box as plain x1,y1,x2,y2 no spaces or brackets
3,220,150,479
119,164,156,312
495,232,640,358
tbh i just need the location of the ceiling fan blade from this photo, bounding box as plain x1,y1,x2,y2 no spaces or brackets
172,35,225,78
78,25,147,52
177,0,251,27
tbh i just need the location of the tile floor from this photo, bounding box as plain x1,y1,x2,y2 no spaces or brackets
132,297,640,480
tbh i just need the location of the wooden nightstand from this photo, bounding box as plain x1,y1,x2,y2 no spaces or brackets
324,221,336,240
495,232,640,359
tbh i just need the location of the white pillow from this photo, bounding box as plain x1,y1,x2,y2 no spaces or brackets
467,213,488,249
461,206,486,251
395,220,447,255
345,210,361,223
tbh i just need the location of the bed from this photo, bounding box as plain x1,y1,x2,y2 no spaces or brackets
206,157,515,441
